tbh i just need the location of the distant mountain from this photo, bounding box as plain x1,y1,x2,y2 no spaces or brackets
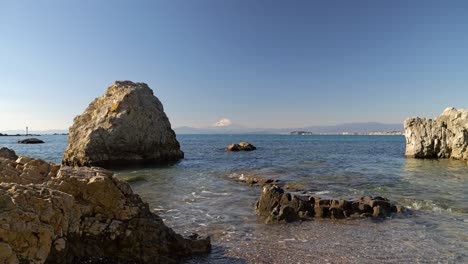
174,122,403,134
174,125,249,134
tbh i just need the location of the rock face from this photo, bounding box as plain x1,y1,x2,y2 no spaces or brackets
404,107,468,159
226,142,256,151
255,185,404,223
18,138,45,144
62,81,184,167
0,149,210,263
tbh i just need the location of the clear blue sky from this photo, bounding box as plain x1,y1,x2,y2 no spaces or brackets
1,0,467,131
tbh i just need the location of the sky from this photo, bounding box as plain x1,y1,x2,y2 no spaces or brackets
1,0,468,131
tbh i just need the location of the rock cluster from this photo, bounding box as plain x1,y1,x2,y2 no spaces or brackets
226,142,256,151
404,107,468,160
17,138,44,144
255,185,404,223
62,81,184,168
0,149,210,263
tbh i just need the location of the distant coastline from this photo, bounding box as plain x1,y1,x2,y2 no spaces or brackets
290,131,404,136
0,133,68,136
0,133,41,137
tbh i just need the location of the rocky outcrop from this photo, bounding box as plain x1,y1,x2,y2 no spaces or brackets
404,107,468,159
255,185,405,223
0,147,17,160
0,149,210,263
226,142,256,151
18,138,45,144
62,81,184,167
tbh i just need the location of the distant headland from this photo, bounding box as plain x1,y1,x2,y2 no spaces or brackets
290,131,404,136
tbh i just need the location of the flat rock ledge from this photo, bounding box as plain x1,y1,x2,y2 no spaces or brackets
62,80,184,168
226,142,256,151
0,149,210,263
255,185,405,224
404,107,468,160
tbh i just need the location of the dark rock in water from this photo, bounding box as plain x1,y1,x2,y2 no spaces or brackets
255,185,405,223
62,80,184,168
226,142,256,151
0,147,18,160
0,153,210,263
17,138,45,144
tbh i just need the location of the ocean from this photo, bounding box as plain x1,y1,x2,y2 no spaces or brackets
1,134,467,263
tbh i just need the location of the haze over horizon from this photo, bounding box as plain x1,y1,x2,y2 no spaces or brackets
1,1,468,131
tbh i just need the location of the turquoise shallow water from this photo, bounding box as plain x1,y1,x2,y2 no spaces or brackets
1,134,467,263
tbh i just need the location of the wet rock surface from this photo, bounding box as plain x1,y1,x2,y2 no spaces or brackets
62,80,183,168
226,142,256,151
405,107,468,160
0,148,210,263
17,138,45,144
255,185,405,223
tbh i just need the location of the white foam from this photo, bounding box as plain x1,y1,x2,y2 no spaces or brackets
201,190,231,196
315,190,330,195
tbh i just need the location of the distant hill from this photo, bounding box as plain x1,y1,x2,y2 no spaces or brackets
175,122,403,134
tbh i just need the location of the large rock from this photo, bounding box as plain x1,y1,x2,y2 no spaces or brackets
255,185,404,223
0,149,210,263
404,107,468,159
62,81,184,167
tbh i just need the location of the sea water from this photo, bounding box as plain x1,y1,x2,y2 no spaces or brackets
1,134,467,263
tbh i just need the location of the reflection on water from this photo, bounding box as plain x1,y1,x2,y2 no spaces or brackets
1,134,467,263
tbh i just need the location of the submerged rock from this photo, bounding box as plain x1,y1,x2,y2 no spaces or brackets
62,80,184,168
120,175,148,183
238,173,279,186
255,185,404,223
0,148,210,263
17,138,45,144
404,107,468,160
226,142,256,151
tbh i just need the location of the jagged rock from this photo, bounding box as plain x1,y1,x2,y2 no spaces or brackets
0,147,18,160
255,185,404,223
226,142,256,151
62,81,184,167
17,138,45,144
404,107,468,159
0,148,210,263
